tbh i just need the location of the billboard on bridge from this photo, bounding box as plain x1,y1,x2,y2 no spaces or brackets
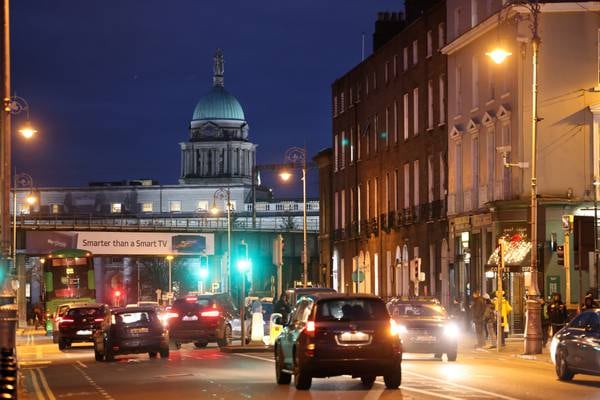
26,231,215,256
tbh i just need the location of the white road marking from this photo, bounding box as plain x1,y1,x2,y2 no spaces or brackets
74,365,116,400
76,361,87,369
29,368,45,400
234,353,274,363
35,368,57,400
20,361,52,367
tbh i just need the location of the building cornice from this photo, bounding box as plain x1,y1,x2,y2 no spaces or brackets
441,2,600,56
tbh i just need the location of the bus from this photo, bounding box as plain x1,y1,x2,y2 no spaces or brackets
43,249,96,333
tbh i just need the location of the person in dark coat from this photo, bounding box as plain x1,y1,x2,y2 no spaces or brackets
273,293,291,323
471,290,486,348
580,292,599,312
547,292,568,336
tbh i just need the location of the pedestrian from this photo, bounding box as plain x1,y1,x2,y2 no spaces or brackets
493,292,512,346
273,293,291,323
547,292,568,336
33,303,44,330
540,297,550,346
483,294,497,348
580,292,599,312
471,290,486,348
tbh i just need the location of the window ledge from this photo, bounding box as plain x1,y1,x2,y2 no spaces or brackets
500,92,511,99
470,107,479,114
485,99,495,106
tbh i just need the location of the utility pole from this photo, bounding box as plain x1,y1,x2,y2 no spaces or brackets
497,239,505,352
562,215,573,306
1,0,11,292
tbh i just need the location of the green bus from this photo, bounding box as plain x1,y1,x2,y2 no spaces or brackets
44,249,96,333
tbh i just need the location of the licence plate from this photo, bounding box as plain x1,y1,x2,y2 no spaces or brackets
182,315,198,321
339,331,370,342
76,330,92,335
414,335,436,343
129,328,149,334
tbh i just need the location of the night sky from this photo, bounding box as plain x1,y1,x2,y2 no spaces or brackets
11,0,401,198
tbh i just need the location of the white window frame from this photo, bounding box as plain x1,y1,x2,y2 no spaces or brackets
438,23,445,50
403,93,409,140
413,87,419,135
413,160,420,206
51,204,60,214
341,189,346,229
428,155,434,203
169,200,182,212
427,80,434,129
334,191,339,230
334,134,339,172
197,200,209,211
403,47,408,71
341,131,346,169
472,56,479,108
426,30,433,58
111,203,122,214
412,40,418,65
439,74,446,124
403,163,410,209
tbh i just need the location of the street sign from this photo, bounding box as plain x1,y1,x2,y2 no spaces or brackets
166,292,174,300
212,282,220,291
557,245,564,266
561,215,573,232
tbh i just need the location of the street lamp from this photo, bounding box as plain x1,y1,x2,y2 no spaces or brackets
486,0,543,355
212,187,232,294
166,255,174,305
594,178,600,297
281,146,308,288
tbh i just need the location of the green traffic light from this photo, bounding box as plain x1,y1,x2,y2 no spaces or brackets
199,268,209,279
236,258,251,272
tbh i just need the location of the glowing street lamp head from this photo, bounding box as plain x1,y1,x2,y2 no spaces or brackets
199,268,209,279
18,121,37,139
25,193,37,205
210,203,219,215
279,171,292,182
486,48,512,64
166,255,174,261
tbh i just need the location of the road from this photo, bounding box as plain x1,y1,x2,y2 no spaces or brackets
17,333,600,400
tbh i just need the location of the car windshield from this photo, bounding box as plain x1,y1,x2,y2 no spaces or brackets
388,303,446,318
113,311,155,326
316,298,388,322
67,308,102,318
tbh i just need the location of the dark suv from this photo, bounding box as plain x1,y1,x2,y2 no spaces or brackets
274,294,402,390
168,293,239,349
57,303,109,350
93,306,169,361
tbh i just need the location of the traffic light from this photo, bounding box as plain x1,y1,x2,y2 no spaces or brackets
557,245,564,266
113,289,123,306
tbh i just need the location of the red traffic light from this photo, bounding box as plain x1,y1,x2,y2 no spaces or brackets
114,290,122,297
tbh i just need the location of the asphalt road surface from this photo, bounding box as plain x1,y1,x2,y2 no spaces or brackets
17,334,600,400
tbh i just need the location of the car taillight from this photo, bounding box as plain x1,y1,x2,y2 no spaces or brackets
94,318,104,322
165,312,179,320
185,296,197,303
59,317,74,325
200,310,220,318
305,321,316,335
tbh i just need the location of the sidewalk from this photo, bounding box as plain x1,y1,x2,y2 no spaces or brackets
459,332,552,364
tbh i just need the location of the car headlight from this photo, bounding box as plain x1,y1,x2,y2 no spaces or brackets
443,323,459,338
390,319,408,336
550,336,559,365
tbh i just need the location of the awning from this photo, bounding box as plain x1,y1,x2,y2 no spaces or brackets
486,233,532,272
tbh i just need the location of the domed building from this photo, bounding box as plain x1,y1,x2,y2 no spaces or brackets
180,49,256,186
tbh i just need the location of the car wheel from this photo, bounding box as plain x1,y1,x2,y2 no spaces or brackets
58,338,67,351
94,347,103,362
360,376,376,388
293,349,311,390
275,346,291,385
194,341,208,349
148,352,158,359
556,349,574,381
160,348,170,359
383,360,401,389
217,325,232,348
104,347,115,362
446,349,458,362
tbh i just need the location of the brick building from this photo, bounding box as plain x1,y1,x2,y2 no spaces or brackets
321,0,449,302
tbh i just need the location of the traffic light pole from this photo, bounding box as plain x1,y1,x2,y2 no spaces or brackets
497,239,505,352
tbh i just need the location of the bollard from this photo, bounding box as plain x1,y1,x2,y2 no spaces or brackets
0,311,16,351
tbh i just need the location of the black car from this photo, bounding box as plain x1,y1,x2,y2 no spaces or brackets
387,299,459,361
167,293,239,349
551,309,600,381
93,306,169,361
274,294,402,390
57,303,109,350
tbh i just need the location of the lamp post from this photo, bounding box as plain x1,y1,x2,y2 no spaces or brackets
211,187,232,294
594,178,600,297
281,147,308,288
236,257,251,347
486,0,543,354
166,255,174,305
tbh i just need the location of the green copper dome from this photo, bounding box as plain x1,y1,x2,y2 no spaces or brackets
192,86,245,121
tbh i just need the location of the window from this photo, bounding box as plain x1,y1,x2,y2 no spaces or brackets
427,80,434,129
142,202,153,212
385,61,390,83
385,107,390,148
340,92,345,113
412,40,418,65
366,180,370,219
357,185,362,229
440,152,446,200
226,200,237,211
472,56,479,107
487,128,496,201
334,191,339,230
333,95,338,117
403,93,409,140
403,47,408,71
169,200,182,212
488,64,496,100
439,74,446,124
334,134,339,172
341,190,346,229
357,123,361,161
51,204,60,214
393,54,398,77
197,200,208,211
403,163,410,208
111,203,122,213
426,30,433,58
471,0,479,27
20,204,30,215
413,160,420,206
350,128,355,163
455,65,462,112
472,137,479,208
454,8,462,38
349,87,354,106
438,23,445,49
374,115,379,153
341,131,346,168
374,178,379,219
394,101,398,143
385,173,390,215
373,71,377,91
455,143,463,212
394,169,399,210
350,188,354,223
413,88,419,135
428,155,434,203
